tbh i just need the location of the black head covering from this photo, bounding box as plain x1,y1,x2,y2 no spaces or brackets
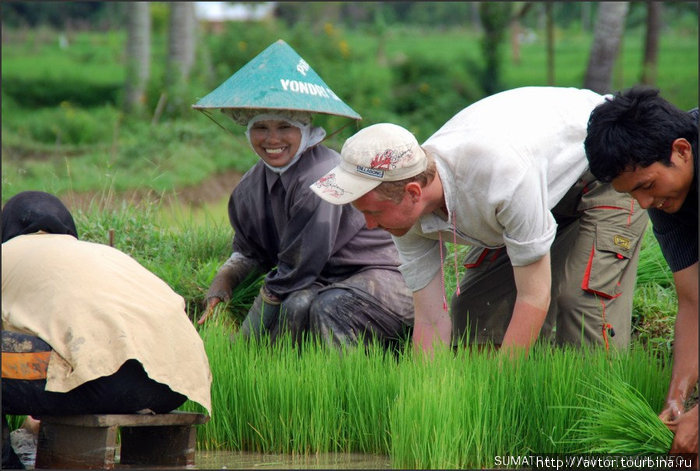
1,191,78,243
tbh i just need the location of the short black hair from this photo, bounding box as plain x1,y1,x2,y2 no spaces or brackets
1,191,78,243
584,86,698,183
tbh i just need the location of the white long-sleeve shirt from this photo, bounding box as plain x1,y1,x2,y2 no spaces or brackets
395,87,606,291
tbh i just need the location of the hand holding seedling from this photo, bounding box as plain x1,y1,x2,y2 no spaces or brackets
198,297,221,324
665,404,699,459
660,398,685,424
201,257,259,324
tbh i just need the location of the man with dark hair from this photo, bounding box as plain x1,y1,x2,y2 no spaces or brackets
585,86,698,457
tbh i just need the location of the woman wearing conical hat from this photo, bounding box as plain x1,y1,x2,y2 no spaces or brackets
195,41,414,348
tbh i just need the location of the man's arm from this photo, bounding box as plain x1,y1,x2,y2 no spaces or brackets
660,262,699,422
500,253,552,356
412,271,452,355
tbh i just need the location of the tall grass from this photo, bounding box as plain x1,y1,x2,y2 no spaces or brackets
181,324,671,469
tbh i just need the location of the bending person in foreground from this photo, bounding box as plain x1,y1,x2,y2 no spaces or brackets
585,86,698,459
1,191,212,469
311,86,648,356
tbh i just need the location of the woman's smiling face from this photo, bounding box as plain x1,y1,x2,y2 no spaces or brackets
248,120,302,168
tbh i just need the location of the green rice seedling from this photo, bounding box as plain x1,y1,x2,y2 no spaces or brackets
636,228,673,288
564,375,673,455
6,415,26,431
337,337,402,454
388,342,671,469
613,344,671,413
390,343,532,469
514,344,596,455
182,331,671,468
188,326,390,455
389,344,477,469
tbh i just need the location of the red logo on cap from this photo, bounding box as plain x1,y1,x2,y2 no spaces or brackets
370,149,409,170
314,173,346,198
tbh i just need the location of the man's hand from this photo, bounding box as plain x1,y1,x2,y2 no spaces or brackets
666,404,698,461
660,399,686,425
500,254,551,356
661,265,699,410
412,272,452,356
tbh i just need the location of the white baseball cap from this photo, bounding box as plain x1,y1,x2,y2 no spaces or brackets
310,123,428,204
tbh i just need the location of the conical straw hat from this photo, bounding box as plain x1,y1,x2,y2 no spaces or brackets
192,39,361,121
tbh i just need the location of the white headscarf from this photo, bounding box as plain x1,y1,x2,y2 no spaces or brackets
223,109,326,174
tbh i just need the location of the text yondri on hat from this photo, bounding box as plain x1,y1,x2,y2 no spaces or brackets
192,39,361,121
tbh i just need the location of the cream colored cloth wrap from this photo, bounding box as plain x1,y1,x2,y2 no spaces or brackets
1,233,212,414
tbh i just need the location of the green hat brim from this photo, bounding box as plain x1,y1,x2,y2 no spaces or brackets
192,39,361,121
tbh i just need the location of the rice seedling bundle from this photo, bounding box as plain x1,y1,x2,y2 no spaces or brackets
566,375,673,455
183,324,672,469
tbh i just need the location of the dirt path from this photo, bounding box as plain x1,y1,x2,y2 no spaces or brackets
59,169,244,212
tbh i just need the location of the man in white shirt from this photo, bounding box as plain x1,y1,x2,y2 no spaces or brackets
311,87,649,355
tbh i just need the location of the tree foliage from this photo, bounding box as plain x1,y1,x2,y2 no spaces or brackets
478,2,511,95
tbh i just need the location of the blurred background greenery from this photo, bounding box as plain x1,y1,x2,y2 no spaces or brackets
2,1,697,203
1,2,696,346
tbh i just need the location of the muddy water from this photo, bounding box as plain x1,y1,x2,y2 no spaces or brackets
194,450,392,469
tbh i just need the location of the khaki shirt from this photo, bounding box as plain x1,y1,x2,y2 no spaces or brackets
2,233,211,414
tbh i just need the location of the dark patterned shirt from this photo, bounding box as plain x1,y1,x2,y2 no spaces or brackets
648,108,699,272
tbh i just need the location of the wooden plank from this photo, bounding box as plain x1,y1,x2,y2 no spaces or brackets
35,423,118,469
38,411,209,427
120,425,196,467
34,412,208,468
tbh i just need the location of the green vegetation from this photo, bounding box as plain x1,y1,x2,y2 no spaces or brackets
566,377,673,455
182,323,670,468
2,10,694,467
2,19,697,201
39,202,672,468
